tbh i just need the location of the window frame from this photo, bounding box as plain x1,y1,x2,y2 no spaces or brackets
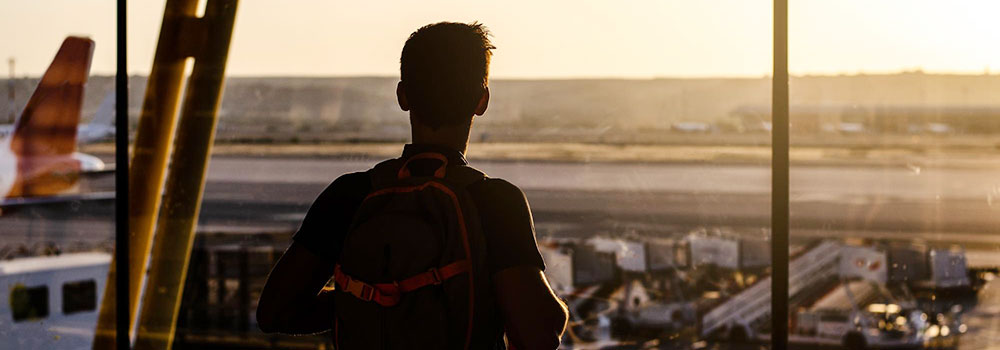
771,1,791,350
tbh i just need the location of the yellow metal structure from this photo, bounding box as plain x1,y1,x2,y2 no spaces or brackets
94,1,198,347
94,0,239,349
135,0,239,348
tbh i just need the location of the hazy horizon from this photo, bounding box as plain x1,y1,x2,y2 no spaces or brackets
7,69,1000,81
3,1,998,78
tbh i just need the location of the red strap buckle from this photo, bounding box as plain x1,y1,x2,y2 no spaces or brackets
360,284,374,301
346,279,375,302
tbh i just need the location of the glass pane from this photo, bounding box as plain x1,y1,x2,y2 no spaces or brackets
130,1,772,349
789,1,1000,349
63,280,99,315
12,286,50,321
0,1,118,349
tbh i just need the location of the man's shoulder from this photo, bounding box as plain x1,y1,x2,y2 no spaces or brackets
469,176,522,193
467,176,529,205
330,170,371,188
319,165,529,206
315,170,372,202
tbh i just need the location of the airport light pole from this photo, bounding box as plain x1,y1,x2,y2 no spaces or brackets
7,58,14,124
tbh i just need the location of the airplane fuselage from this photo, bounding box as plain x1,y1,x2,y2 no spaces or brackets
0,136,105,202
0,123,115,144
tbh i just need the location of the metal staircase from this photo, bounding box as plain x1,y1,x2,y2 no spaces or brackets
700,241,842,339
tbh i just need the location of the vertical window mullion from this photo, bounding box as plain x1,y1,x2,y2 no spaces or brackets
771,0,790,349
115,0,130,348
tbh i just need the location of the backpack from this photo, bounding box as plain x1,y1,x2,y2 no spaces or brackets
331,152,498,349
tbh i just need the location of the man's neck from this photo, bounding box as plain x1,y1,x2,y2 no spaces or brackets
410,118,472,155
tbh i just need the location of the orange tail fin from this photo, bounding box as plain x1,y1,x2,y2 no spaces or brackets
11,36,94,157
5,37,94,198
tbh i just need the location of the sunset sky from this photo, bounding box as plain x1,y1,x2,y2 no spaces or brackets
1,0,998,78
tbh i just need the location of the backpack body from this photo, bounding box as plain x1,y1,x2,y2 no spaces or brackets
332,153,498,349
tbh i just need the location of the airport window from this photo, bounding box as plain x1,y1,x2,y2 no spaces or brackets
62,280,97,314
10,0,1000,349
10,286,49,322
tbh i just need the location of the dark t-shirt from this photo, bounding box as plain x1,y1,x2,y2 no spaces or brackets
292,144,545,275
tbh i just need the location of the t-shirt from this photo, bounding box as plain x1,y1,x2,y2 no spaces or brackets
292,143,546,275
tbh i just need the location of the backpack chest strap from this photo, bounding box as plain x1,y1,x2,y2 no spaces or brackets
334,260,471,307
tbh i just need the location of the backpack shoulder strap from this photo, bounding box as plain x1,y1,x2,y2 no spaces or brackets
370,152,487,190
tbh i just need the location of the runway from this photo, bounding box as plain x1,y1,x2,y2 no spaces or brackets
206,156,1000,201
3,155,1000,257
201,156,1000,240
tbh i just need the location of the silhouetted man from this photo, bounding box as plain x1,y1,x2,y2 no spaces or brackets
257,22,568,349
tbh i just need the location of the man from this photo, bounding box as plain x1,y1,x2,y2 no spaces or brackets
256,22,568,349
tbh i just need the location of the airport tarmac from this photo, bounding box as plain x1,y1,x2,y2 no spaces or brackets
4,155,1000,349
4,155,1000,258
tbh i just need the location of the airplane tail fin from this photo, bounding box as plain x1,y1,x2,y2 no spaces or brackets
11,37,94,157
77,90,116,143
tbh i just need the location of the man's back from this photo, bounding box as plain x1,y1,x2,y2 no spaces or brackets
298,145,542,348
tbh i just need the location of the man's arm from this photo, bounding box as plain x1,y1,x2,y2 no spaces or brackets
257,172,369,334
494,265,569,350
469,178,567,349
256,242,336,334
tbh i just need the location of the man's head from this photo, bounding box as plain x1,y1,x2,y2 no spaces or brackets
398,22,494,129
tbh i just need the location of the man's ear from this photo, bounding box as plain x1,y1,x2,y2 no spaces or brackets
474,87,490,116
396,81,410,111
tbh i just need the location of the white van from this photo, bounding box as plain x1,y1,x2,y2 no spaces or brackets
0,253,111,350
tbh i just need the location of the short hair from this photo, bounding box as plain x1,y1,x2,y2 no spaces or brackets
400,22,494,129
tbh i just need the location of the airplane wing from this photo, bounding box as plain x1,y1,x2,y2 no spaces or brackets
81,167,115,178
0,166,115,214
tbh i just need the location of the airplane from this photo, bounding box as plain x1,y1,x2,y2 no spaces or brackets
0,36,113,210
0,91,115,144
671,121,713,133
77,92,115,143
838,122,866,134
